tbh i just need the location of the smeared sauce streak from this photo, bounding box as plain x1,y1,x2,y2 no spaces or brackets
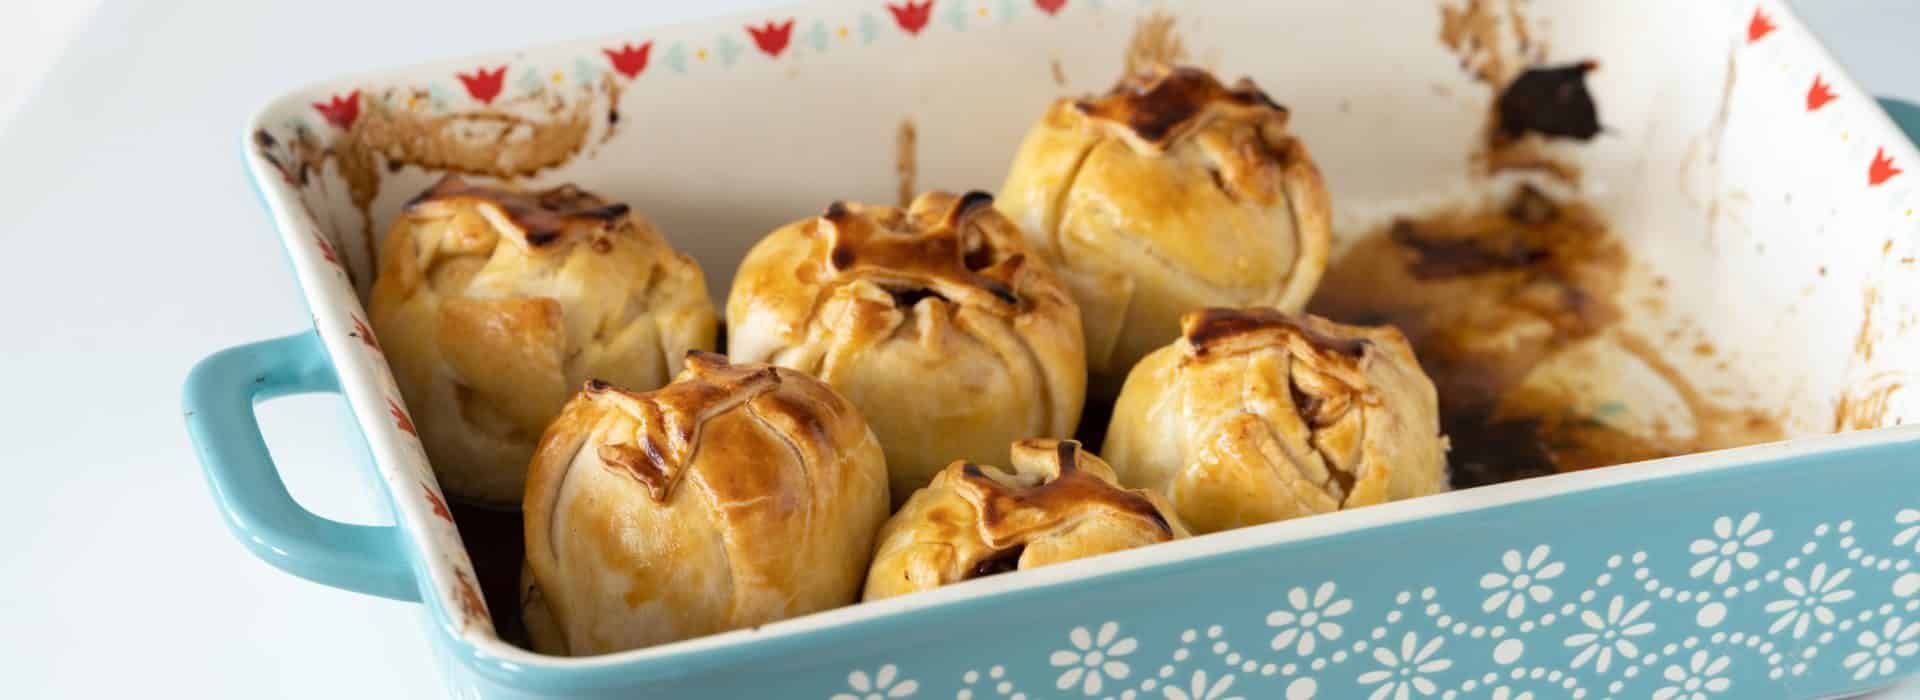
821,191,1024,309
590,352,782,502
407,175,629,246
1313,187,1783,487
956,440,1172,576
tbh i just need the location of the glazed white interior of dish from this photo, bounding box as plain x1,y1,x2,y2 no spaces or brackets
246,0,1920,662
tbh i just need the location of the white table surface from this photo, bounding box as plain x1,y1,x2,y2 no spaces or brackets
0,1,1913,697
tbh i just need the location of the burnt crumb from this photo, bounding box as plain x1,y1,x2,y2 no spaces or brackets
1495,61,1602,142
830,247,857,269
584,378,614,393
386,158,405,173
591,237,613,254
608,108,620,125
253,129,277,148
1390,219,1549,279
966,545,1027,580
961,462,986,478
824,200,852,221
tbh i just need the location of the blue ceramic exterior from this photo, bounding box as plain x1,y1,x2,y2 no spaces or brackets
188,63,1920,700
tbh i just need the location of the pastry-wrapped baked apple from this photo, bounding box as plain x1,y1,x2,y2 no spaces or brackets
521,352,888,655
369,175,716,506
1103,308,1447,535
864,439,1185,601
727,191,1085,504
998,65,1332,394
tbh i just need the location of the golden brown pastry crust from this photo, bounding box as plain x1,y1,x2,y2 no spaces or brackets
864,439,1186,601
521,353,889,655
1103,308,1448,535
997,65,1333,395
368,175,716,506
726,191,1086,505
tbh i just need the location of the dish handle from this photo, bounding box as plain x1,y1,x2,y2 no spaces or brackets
1883,97,1920,144
183,331,419,602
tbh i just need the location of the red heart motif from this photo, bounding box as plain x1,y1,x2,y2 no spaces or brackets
1747,8,1776,43
1870,148,1903,186
604,41,653,79
1806,74,1836,112
457,66,507,105
1035,0,1067,16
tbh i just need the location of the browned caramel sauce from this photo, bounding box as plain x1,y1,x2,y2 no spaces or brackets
821,192,1024,309
589,352,783,502
1181,307,1371,359
408,175,629,246
1312,187,1781,487
958,441,1172,553
1073,66,1286,151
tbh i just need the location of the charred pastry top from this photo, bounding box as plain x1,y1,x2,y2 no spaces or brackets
819,190,1027,311
1181,307,1371,360
405,174,631,246
588,351,782,502
954,440,1173,559
1073,64,1289,155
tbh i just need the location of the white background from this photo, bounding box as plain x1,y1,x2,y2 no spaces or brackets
0,1,1913,697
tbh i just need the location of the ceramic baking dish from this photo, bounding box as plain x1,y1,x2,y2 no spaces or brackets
186,0,1920,697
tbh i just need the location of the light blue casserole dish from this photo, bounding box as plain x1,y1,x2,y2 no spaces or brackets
186,1,1920,696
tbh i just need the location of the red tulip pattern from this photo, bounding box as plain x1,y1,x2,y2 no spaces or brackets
457,66,507,104
888,1,933,35
604,42,653,78
748,19,796,56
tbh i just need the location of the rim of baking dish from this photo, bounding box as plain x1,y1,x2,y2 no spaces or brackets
237,0,1920,689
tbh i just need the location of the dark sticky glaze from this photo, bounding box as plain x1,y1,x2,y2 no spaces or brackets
965,544,1028,580
406,174,630,247
1288,380,1326,428
1495,61,1602,142
445,501,525,644
886,287,950,309
1074,66,1286,150
1388,219,1550,279
959,441,1174,548
587,352,783,502
1443,411,1559,489
821,191,1024,310
1388,184,1562,279
1181,307,1370,359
